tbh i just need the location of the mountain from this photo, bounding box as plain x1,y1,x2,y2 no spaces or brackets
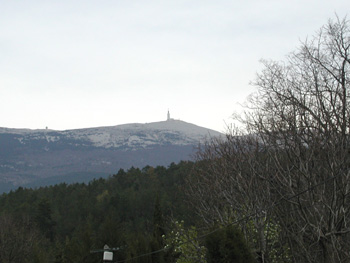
0,119,222,192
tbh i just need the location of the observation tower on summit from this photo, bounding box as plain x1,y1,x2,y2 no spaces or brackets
167,110,171,121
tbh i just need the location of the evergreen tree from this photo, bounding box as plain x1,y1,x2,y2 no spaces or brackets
151,195,166,263
35,198,56,241
205,225,255,263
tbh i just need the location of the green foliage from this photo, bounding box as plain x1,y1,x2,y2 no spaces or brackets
150,196,167,263
205,225,255,263
246,218,291,263
164,220,207,263
35,198,56,241
0,161,195,262
0,214,51,263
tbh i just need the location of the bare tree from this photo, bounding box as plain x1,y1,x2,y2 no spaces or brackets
0,214,44,263
244,16,350,263
188,129,284,262
187,16,350,263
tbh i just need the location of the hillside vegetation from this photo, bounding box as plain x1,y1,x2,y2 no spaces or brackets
0,120,221,191
0,162,197,262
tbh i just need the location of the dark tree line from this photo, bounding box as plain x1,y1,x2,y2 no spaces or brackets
0,162,196,263
0,161,255,263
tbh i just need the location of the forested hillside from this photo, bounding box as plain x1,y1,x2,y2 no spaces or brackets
0,161,198,262
0,158,258,263
0,120,221,192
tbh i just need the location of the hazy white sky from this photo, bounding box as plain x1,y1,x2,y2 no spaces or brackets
0,1,348,132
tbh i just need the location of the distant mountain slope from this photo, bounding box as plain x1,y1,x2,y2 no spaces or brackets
0,120,222,192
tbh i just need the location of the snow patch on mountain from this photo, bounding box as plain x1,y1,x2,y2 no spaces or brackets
0,120,222,150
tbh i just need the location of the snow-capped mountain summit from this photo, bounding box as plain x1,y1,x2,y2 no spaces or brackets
0,120,222,192
64,119,221,148
0,119,221,150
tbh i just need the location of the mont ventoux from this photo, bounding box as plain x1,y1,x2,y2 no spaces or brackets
0,111,223,192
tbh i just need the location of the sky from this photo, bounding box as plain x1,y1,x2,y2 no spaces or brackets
0,1,348,132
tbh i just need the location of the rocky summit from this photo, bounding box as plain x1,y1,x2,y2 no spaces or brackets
0,120,222,192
